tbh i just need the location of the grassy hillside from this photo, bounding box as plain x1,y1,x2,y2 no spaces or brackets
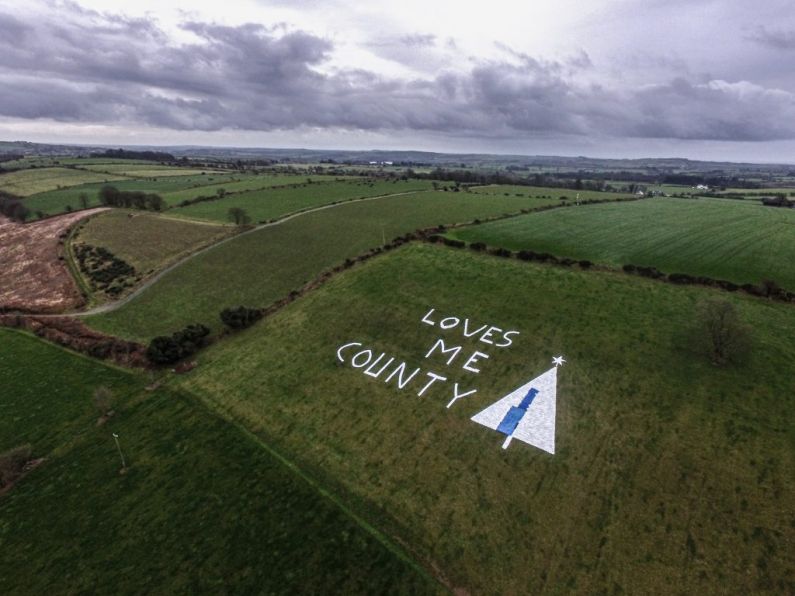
169,178,438,222
448,198,795,289
86,191,564,340
22,173,245,215
75,211,236,276
0,330,437,595
176,242,795,595
161,174,333,204
76,163,224,177
0,167,127,196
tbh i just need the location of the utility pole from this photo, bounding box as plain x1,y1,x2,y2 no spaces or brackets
112,432,127,470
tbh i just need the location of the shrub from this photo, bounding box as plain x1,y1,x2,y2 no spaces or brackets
489,247,512,258
669,273,695,284
442,237,465,248
578,260,592,269
517,250,536,261
146,324,210,365
635,265,664,279
220,306,263,330
469,242,487,252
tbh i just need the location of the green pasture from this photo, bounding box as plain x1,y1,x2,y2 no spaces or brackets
24,173,255,215
0,330,436,595
177,243,795,595
161,174,346,205
168,179,438,223
0,167,127,196
76,163,224,177
86,191,563,340
75,211,236,277
448,197,795,289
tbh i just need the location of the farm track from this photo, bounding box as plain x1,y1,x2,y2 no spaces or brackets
58,189,425,317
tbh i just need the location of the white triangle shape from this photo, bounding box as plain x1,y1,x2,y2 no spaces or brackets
471,366,557,454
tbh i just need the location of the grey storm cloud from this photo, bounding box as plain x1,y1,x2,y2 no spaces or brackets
747,26,795,50
1,3,795,142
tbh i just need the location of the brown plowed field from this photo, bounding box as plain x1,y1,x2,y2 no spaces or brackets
0,209,107,313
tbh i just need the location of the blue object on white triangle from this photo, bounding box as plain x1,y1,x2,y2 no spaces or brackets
471,361,560,454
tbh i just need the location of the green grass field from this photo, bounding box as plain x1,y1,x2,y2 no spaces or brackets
22,174,366,216
75,211,236,276
176,242,795,595
161,174,331,205
0,329,437,595
76,163,225,177
168,179,438,222
447,197,795,289
85,191,564,340
22,173,245,215
0,167,127,196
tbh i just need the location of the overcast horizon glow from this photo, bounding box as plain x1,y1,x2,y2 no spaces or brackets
2,0,795,162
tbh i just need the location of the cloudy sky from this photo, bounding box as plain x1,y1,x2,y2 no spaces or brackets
2,0,795,161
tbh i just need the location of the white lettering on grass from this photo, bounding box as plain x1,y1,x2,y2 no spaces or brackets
462,350,490,373
424,338,462,365
337,341,362,362
417,371,447,396
446,384,477,408
384,361,421,389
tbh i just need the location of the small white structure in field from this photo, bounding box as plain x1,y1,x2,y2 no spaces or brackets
696,184,709,191
470,356,564,454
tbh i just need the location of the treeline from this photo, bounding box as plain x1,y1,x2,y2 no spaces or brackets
414,168,623,191
99,186,165,211
0,154,22,163
409,167,768,191
90,148,176,162
761,195,794,208
0,191,29,222
660,173,761,188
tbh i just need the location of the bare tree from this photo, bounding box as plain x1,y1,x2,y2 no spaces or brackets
691,299,751,366
93,386,115,417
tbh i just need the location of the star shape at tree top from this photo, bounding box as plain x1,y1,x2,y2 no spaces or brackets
552,355,566,367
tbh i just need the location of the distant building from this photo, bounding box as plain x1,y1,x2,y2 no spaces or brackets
695,184,709,191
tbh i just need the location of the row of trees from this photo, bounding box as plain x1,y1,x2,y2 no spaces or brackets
99,186,166,211
90,148,176,162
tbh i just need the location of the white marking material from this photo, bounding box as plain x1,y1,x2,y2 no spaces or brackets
471,365,559,454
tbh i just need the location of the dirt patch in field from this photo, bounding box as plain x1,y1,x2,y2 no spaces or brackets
0,209,107,313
